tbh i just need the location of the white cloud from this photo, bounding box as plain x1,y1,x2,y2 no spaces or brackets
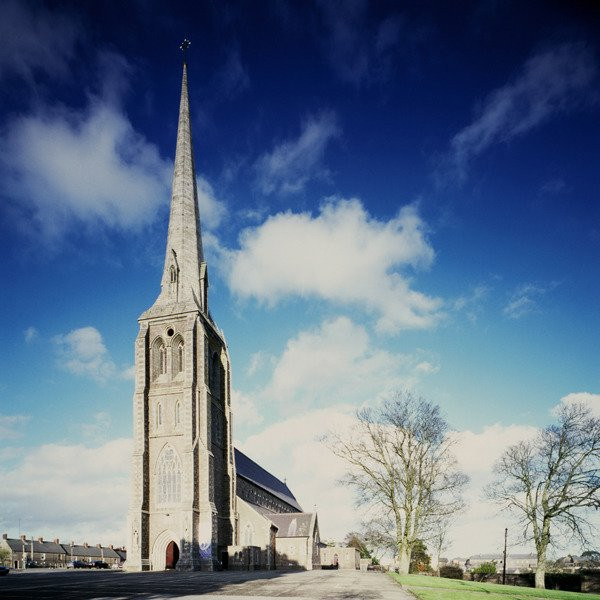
53,326,129,382
503,282,555,319
77,412,112,443
24,326,39,343
415,361,439,374
553,392,600,418
196,176,227,230
0,1,80,84
444,43,596,182
224,199,442,332
237,406,359,541
0,438,131,546
215,49,250,99
317,0,403,87
453,284,490,322
233,316,440,442
0,53,171,240
254,111,340,195
237,410,542,556
263,317,426,409
231,389,264,431
443,423,539,557
245,351,273,377
120,365,136,381
0,414,31,441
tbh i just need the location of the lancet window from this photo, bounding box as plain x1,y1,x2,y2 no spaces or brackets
156,445,182,506
172,336,184,375
152,337,167,380
175,401,181,426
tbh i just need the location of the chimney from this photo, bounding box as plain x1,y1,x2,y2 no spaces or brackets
37,537,43,543
2,533,7,540
97,544,102,548
54,539,59,544
83,542,88,548
70,541,74,546
20,535,26,541
109,544,113,550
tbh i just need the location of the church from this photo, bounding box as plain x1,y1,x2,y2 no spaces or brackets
125,56,320,572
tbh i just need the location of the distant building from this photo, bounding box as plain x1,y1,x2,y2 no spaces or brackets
0,534,126,569
466,553,537,574
320,545,360,570
554,554,600,573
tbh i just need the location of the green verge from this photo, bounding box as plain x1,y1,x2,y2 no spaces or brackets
388,573,600,600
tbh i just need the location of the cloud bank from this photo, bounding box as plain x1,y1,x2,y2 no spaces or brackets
254,111,340,195
53,326,132,382
224,199,442,333
0,53,171,240
444,43,596,183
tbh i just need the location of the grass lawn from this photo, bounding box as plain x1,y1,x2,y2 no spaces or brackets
389,573,600,600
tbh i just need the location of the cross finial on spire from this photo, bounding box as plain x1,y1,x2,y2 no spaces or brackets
180,38,191,64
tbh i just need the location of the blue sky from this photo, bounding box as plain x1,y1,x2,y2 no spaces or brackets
0,0,599,557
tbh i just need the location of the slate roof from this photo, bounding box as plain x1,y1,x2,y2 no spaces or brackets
269,513,314,538
4,538,66,554
2,538,120,559
66,545,119,559
234,448,302,512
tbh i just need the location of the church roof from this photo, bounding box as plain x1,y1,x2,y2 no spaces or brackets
234,448,302,512
269,513,314,538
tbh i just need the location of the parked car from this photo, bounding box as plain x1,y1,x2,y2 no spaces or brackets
92,561,109,569
0,566,10,576
67,560,92,569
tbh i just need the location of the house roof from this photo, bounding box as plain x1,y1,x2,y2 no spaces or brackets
234,448,302,511
4,538,66,554
269,513,314,538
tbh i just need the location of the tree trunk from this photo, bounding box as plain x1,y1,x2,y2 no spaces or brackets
396,545,410,575
535,521,550,589
535,544,547,589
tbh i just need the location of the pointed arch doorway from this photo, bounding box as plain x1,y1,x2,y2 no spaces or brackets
165,540,179,569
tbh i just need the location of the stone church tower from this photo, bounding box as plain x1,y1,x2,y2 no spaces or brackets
126,59,235,571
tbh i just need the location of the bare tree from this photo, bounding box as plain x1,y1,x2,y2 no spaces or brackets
324,391,468,574
429,516,453,574
486,402,600,589
361,515,397,564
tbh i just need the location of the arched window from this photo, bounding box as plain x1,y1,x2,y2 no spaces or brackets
175,401,181,426
152,338,167,380
156,445,182,506
156,402,162,427
172,336,184,375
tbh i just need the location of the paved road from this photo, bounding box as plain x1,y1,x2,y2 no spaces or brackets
0,568,412,600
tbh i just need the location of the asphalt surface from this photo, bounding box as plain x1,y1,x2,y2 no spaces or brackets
0,568,412,600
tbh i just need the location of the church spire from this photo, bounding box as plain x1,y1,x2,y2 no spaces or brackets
154,44,207,313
